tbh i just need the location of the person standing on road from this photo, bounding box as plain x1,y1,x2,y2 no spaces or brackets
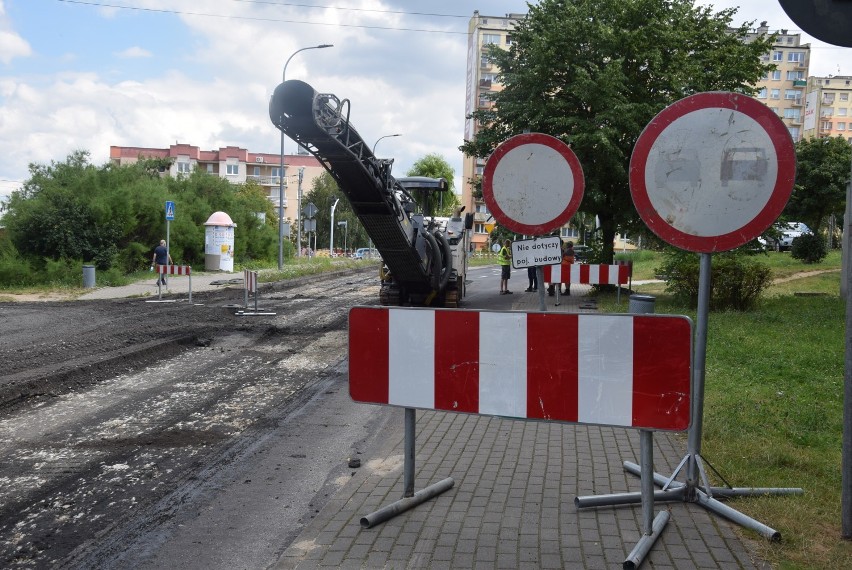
562,241,575,296
151,240,173,286
498,239,513,295
525,265,538,292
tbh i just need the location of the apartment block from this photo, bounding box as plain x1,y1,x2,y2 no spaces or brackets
801,76,852,142
109,144,324,221
462,11,522,251
744,22,811,141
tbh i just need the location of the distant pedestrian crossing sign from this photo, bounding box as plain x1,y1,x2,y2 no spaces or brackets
165,201,175,221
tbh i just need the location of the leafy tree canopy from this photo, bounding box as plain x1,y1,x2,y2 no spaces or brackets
785,136,851,233
405,153,461,216
1,151,279,273
460,0,774,261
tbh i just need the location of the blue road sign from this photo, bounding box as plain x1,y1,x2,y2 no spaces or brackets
165,201,175,221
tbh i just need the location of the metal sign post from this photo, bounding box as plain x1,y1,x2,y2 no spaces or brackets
165,200,175,259
599,91,803,542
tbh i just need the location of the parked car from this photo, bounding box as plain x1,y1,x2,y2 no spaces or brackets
761,222,811,251
354,247,380,260
572,245,591,262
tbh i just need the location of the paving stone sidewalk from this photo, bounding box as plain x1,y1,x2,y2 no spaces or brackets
273,285,769,569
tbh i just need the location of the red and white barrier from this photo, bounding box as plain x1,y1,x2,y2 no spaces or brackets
244,269,258,293
156,264,192,276
349,307,692,431
543,263,629,285
155,265,192,302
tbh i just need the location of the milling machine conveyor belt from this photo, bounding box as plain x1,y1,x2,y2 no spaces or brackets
270,79,431,291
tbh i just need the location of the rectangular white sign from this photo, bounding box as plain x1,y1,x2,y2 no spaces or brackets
511,236,562,269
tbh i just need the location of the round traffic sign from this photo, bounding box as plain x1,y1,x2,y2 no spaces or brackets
630,92,796,253
482,133,584,235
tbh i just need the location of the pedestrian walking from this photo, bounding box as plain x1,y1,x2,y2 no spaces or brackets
151,239,173,286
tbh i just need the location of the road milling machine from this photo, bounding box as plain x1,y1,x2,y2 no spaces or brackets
270,80,472,307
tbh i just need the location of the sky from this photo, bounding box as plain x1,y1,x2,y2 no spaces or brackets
1,0,852,204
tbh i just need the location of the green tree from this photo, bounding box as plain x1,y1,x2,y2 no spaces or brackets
303,172,370,253
460,0,774,262
785,136,851,233
405,153,461,216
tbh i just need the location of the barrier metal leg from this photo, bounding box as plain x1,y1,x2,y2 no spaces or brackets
360,407,454,528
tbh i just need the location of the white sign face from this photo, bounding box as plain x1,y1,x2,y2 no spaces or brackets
510,236,562,269
643,108,777,237
482,133,584,235
630,92,795,253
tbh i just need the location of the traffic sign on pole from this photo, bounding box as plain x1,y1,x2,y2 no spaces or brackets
482,133,584,235
165,201,175,221
630,92,795,253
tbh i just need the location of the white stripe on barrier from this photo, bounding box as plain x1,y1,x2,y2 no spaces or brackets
389,309,434,408
578,315,633,426
479,312,527,417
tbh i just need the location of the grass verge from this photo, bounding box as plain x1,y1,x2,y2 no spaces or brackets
599,267,849,569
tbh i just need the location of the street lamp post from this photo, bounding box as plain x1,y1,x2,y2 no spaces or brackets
279,43,333,269
330,198,340,256
372,133,402,155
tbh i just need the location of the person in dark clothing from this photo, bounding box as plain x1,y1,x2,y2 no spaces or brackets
562,241,575,295
151,239,173,286
525,266,538,292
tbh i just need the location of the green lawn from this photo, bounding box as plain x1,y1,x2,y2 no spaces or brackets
600,251,849,569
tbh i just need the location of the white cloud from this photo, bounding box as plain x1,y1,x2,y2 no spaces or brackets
0,0,31,64
115,46,152,59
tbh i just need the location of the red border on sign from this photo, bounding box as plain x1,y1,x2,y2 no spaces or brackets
482,133,585,235
629,92,796,253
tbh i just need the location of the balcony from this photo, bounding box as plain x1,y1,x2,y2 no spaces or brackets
790,97,803,106
247,175,284,186
479,79,492,89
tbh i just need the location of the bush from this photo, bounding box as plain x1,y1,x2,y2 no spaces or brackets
790,233,827,264
657,250,772,311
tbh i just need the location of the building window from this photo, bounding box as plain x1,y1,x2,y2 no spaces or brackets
506,34,513,45
206,164,214,173
482,33,500,45
788,127,800,139
252,166,260,176
474,223,487,234
480,55,490,68
839,108,848,117
788,51,805,63
783,108,801,120
770,89,781,100
821,121,832,130
560,227,580,239
475,165,484,176
787,70,804,81
822,108,834,117
226,164,239,175
784,89,801,99
272,166,281,177
771,70,782,81
824,93,836,104
475,203,489,214
841,93,849,102
478,92,491,107
757,87,767,99
176,161,191,174
772,50,783,61
839,122,847,131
